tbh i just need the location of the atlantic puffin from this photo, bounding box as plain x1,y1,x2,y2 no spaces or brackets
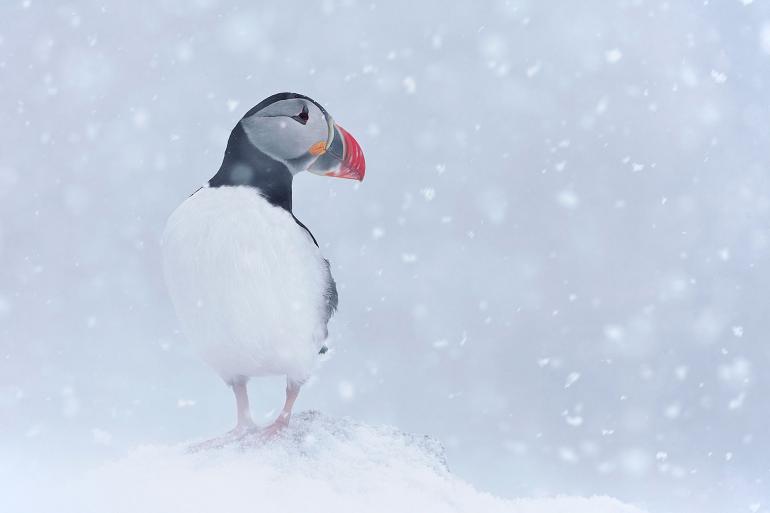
162,92,365,440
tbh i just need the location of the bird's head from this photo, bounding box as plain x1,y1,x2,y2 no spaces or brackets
239,92,365,181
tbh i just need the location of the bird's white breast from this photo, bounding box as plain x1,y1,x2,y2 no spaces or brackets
162,186,329,382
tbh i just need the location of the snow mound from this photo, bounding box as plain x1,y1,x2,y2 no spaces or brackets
57,412,645,513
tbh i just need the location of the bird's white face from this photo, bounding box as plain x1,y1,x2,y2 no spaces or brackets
240,96,365,181
241,99,331,165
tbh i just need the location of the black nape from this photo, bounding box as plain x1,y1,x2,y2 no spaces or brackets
207,122,320,247
208,123,294,212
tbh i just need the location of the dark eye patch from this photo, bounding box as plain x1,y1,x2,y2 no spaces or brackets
292,105,309,125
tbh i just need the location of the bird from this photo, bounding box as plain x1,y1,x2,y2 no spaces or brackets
161,92,365,442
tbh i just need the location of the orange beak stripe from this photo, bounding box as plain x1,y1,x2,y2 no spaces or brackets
308,140,327,156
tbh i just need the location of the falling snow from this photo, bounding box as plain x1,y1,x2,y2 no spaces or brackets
2,2,769,513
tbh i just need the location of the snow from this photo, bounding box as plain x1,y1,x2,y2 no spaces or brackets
20,412,644,513
4,1,770,511
605,49,623,64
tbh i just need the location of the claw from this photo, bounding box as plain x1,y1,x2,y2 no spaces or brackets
260,413,291,439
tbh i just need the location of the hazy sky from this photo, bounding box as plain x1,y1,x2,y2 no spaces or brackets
2,2,770,512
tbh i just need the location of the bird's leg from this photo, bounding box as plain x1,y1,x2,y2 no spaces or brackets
186,378,256,452
278,379,301,425
231,379,256,433
262,378,301,437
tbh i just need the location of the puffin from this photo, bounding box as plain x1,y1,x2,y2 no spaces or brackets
162,92,365,440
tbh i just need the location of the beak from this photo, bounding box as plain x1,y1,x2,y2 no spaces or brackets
308,121,366,181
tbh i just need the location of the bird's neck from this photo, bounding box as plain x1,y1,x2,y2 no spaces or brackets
208,123,294,212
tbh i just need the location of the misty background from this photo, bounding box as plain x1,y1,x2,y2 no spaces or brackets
2,1,770,512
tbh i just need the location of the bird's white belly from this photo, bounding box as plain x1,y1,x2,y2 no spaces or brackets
162,186,329,382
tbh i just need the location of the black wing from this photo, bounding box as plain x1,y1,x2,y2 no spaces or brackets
322,258,338,323
291,214,338,353
290,214,336,321
317,259,338,355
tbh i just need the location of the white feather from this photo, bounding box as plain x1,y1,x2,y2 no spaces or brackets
161,186,329,382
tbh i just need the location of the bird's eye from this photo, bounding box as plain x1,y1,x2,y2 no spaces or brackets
293,106,309,125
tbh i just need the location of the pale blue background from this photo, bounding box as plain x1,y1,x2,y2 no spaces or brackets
2,2,769,512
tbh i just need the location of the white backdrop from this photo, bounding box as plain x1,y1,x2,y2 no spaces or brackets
2,2,769,512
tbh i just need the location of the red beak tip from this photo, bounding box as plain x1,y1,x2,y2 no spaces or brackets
336,124,366,182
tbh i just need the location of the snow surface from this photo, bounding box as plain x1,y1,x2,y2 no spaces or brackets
39,412,645,513
4,1,770,511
